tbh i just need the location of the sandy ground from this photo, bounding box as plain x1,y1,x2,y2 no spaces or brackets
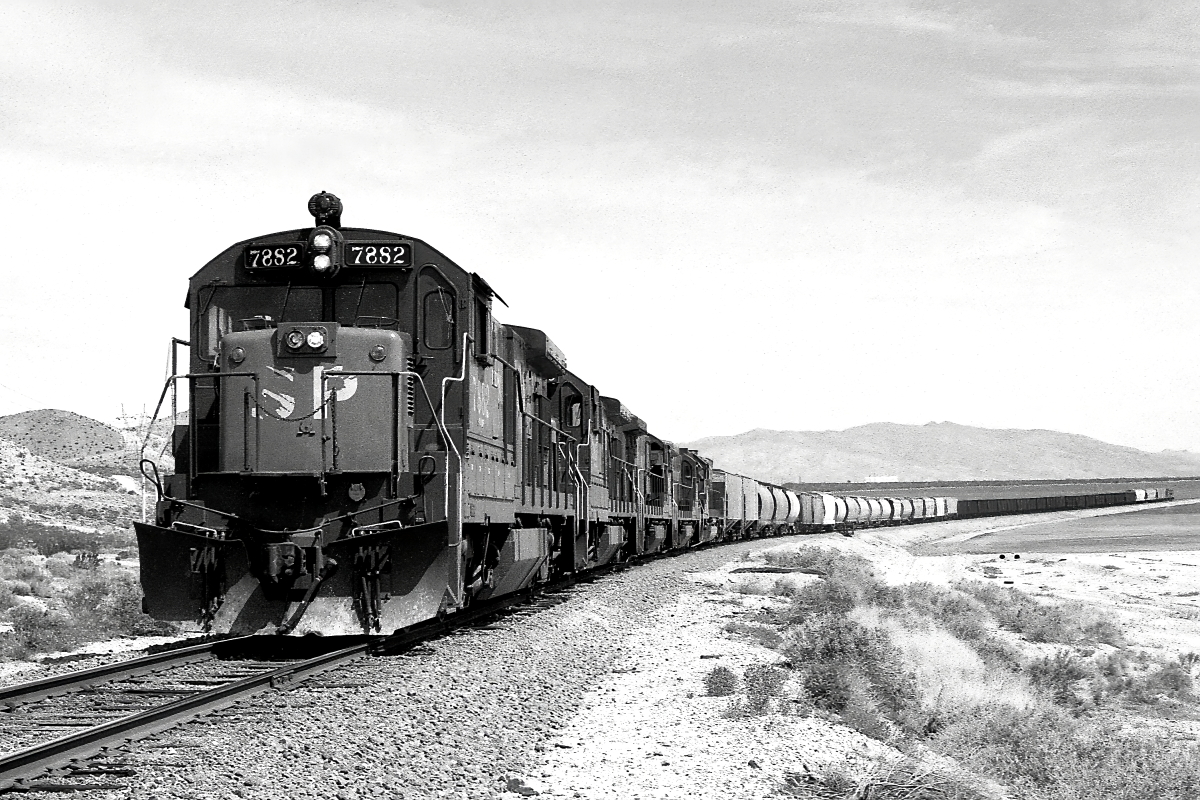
509,502,1200,798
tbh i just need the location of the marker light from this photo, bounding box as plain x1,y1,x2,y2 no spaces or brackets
369,344,387,362
230,346,247,364
306,330,326,350
285,330,306,350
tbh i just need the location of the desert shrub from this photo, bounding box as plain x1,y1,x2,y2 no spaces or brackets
67,570,173,639
966,632,1023,671
897,583,990,639
0,518,102,557
6,580,32,597
704,666,738,697
9,563,53,597
763,547,871,576
786,578,859,620
1131,664,1193,703
938,703,1200,799
1,605,78,657
1096,649,1132,678
957,582,1123,646
723,619,784,650
782,764,986,799
839,688,895,741
96,575,172,636
742,663,788,711
1093,651,1194,704
769,549,885,619
801,661,856,711
887,583,1023,669
786,614,920,732
786,762,989,800
1080,614,1125,647
43,556,75,579
1027,651,1093,705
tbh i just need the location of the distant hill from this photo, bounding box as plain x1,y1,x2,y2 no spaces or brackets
681,422,1200,484
0,410,127,471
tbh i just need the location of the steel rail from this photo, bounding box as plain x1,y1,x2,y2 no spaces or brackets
0,542,678,790
0,642,370,790
0,638,242,708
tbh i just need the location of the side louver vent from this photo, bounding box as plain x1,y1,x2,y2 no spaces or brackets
405,356,416,418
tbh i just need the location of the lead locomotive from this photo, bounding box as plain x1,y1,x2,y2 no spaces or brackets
137,192,717,636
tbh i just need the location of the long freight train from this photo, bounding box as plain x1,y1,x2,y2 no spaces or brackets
134,193,1171,636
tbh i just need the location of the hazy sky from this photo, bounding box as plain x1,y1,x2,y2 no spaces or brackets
1,1,1197,451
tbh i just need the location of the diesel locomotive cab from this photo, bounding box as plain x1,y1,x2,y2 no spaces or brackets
137,193,461,636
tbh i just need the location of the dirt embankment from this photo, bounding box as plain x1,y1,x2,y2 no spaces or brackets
514,505,1200,799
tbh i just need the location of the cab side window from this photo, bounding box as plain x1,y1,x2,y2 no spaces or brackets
418,266,456,351
422,288,455,349
474,297,489,357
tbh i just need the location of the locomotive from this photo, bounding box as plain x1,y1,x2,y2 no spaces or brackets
137,192,716,636
134,193,1169,636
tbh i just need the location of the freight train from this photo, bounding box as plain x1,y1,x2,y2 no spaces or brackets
134,193,1170,636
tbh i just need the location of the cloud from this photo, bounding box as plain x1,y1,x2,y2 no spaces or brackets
801,8,957,33
978,77,1200,98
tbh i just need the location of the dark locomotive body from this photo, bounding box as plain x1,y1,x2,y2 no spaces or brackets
135,194,1170,636
135,194,735,635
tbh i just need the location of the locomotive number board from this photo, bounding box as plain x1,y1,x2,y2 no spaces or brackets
345,242,412,267
245,244,303,268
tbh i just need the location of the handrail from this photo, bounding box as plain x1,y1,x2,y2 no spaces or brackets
439,333,471,607
571,440,590,545
521,411,578,443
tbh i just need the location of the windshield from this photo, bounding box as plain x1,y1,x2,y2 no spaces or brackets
197,285,323,358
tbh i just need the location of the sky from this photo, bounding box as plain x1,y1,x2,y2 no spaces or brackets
0,0,1197,452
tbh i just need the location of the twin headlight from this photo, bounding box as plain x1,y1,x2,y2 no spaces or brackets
282,326,329,354
308,226,342,277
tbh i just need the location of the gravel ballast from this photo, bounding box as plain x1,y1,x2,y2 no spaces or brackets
22,508,1136,799
13,535,861,800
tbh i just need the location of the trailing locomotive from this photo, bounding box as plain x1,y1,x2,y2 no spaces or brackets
134,193,1171,636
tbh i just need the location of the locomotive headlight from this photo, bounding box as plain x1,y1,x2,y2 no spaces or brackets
307,224,343,277
230,346,246,364
306,330,326,350
285,330,306,350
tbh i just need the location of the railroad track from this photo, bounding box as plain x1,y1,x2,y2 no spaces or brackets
0,536,776,792
0,636,376,792
0,585,582,792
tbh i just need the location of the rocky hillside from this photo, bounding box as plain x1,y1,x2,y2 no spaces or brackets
0,410,131,476
682,422,1200,484
0,438,139,539
0,409,156,545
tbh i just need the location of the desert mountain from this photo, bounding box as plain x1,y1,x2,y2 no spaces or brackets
681,422,1200,484
0,410,128,474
